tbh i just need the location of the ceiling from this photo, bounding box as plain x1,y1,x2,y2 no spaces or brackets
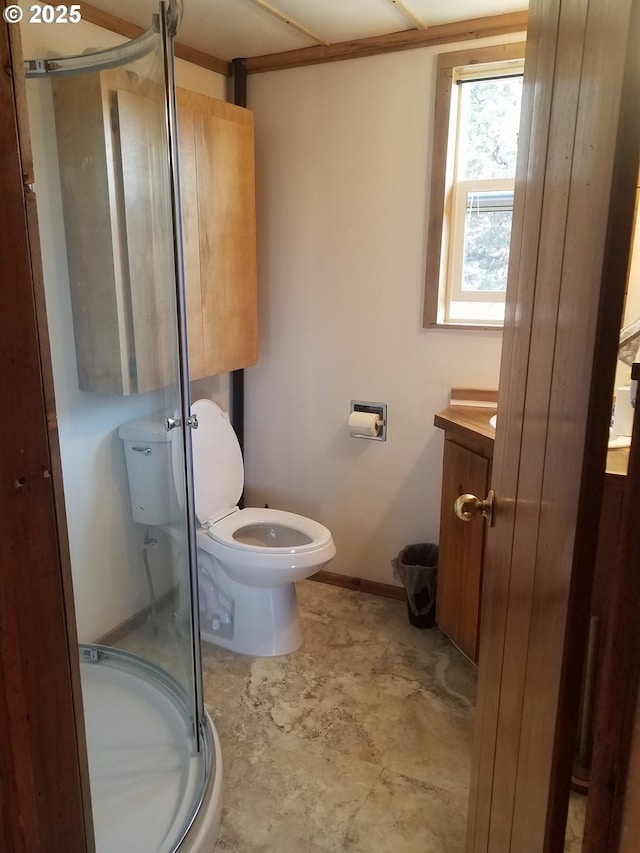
85,0,528,62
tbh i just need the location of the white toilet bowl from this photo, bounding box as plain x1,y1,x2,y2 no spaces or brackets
191,399,335,656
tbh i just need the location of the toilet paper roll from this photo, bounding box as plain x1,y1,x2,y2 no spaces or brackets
612,386,634,436
349,410,380,437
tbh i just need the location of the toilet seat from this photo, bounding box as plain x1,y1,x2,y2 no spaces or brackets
206,507,333,554
191,399,332,557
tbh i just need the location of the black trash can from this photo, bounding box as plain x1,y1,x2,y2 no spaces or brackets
392,543,438,628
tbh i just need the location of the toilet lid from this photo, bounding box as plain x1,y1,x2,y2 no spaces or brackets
191,399,244,523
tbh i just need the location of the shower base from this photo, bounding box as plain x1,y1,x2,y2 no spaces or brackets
80,645,222,852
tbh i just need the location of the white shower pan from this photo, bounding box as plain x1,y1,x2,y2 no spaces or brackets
80,646,222,852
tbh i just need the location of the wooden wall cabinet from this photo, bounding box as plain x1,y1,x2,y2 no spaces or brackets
52,74,257,395
177,88,257,379
435,424,492,663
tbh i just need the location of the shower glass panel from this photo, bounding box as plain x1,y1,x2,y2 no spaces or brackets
23,6,215,850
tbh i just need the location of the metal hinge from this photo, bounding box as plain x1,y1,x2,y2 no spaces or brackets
165,414,198,431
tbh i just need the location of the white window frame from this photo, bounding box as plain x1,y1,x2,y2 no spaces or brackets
423,43,526,330
448,179,514,307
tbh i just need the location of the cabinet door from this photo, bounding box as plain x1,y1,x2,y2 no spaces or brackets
115,89,177,393
52,69,178,395
52,77,258,394
177,89,258,378
436,437,491,662
52,72,133,394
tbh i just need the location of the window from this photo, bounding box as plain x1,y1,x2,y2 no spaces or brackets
424,43,525,328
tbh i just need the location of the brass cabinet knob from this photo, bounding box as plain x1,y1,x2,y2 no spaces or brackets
454,490,495,527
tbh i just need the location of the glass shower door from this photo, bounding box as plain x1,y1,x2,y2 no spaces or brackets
23,5,211,850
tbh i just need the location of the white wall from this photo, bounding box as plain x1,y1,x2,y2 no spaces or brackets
21,15,227,641
244,38,523,586
20,10,527,631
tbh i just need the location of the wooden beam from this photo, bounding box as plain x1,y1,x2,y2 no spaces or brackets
80,3,528,77
245,11,528,73
79,1,140,39
79,5,526,77
79,2,231,76
174,42,231,77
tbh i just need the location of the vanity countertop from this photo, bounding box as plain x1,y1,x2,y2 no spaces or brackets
433,405,496,456
434,404,629,480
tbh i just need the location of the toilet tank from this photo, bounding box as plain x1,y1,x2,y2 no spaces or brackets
118,416,178,526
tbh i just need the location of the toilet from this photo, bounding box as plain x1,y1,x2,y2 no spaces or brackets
119,400,335,656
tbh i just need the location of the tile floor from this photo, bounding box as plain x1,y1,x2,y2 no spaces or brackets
205,580,476,852
117,577,586,851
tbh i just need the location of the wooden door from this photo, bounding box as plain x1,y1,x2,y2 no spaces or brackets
467,0,640,850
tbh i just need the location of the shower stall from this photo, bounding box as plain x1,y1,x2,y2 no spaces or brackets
21,4,221,850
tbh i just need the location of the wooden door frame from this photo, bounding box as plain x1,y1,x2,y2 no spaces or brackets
574,1,640,844
0,14,93,852
467,0,640,849
583,404,640,850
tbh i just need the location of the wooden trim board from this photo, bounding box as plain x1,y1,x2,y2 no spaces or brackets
311,570,405,601
245,12,528,73
78,4,526,77
79,2,231,76
94,589,177,648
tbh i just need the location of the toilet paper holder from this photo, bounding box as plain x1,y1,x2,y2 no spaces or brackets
349,400,387,441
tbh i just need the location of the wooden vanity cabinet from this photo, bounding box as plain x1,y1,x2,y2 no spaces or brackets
434,404,629,691
52,74,257,394
436,429,492,663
